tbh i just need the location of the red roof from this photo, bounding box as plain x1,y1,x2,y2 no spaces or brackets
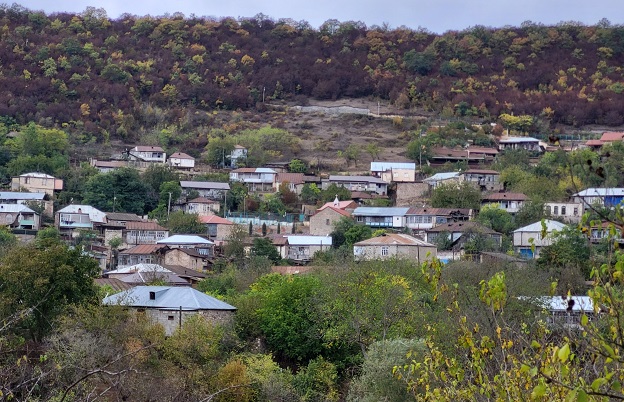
463,169,500,175
586,140,605,146
600,132,624,142
318,200,357,211
125,221,168,231
169,152,194,159
119,244,166,255
276,173,304,185
198,215,233,225
312,206,352,218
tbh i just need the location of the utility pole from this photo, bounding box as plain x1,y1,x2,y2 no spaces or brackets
167,192,172,218
262,86,266,103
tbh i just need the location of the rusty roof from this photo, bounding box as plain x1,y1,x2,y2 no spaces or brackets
276,172,305,185
354,233,435,246
125,221,168,231
119,244,167,255
199,215,234,225
600,132,624,142
483,192,528,201
188,197,219,204
94,277,133,292
427,221,499,234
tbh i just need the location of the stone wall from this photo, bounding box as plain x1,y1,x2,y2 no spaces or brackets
145,308,235,336
395,182,430,206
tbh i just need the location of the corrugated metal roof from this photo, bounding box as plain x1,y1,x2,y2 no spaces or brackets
312,206,352,218
94,278,132,292
119,244,166,255
125,221,168,231
157,235,213,245
328,175,387,184
354,233,435,247
499,136,540,143
573,188,624,197
286,235,332,246
423,172,460,181
188,197,219,204
180,181,230,190
106,263,171,275
406,207,471,216
119,272,190,286
370,161,416,172
514,220,567,233
276,173,304,184
169,152,194,159
0,204,36,213
57,205,107,223
19,172,56,178
318,200,357,211
352,207,410,216
483,192,527,201
600,132,624,142
103,286,236,311
134,145,164,152
463,169,500,175
199,215,233,225
427,221,498,234
106,212,144,222
0,192,46,200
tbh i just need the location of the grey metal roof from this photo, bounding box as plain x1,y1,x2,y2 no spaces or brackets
0,204,36,213
0,192,46,200
352,207,410,216
180,181,230,190
499,136,540,143
328,175,388,184
102,286,236,311
423,172,460,181
513,220,567,233
286,235,333,246
370,162,416,172
157,235,213,245
573,188,624,197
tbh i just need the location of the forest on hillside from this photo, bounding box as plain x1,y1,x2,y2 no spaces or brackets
1,4,624,146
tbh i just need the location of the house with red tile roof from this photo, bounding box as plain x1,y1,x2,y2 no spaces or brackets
309,206,352,236
199,215,234,241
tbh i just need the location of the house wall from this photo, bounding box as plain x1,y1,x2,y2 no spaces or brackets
117,253,159,267
168,158,195,169
163,249,206,271
380,169,416,183
353,244,437,262
545,202,584,223
141,308,234,336
12,176,62,195
310,209,346,236
513,231,557,248
186,202,220,216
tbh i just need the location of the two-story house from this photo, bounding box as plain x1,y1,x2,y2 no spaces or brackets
199,215,234,241
460,169,502,191
0,191,52,216
185,197,220,216
513,219,567,258
274,173,305,194
11,172,63,196
322,175,389,196
283,235,333,263
405,207,472,232
230,145,248,168
572,188,624,208
482,192,528,214
425,221,502,250
422,172,461,189
117,244,166,267
128,145,166,164
157,234,215,258
498,136,543,152
229,168,277,192
352,207,410,228
124,221,170,246
180,181,230,200
55,204,107,237
370,162,416,183
167,152,195,170
544,202,585,223
0,204,41,230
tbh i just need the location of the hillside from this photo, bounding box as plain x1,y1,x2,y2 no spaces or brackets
1,5,624,147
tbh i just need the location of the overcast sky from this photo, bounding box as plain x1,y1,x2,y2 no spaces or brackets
18,0,624,33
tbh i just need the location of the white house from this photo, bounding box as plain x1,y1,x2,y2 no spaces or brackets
352,207,410,228
498,136,542,152
353,233,436,262
55,204,107,237
481,192,528,214
370,161,416,183
544,202,584,223
229,168,277,192
128,146,166,164
512,220,567,258
230,145,248,168
283,235,332,262
167,152,195,170
180,181,230,200
422,172,461,189
322,175,389,196
572,188,624,208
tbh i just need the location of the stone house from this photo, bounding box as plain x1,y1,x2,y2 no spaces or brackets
55,204,107,237
162,248,212,271
117,244,165,267
353,233,437,262
460,169,502,192
102,286,236,336
11,172,63,196
322,175,389,196
309,206,352,236
199,215,234,241
185,197,220,216
544,202,584,223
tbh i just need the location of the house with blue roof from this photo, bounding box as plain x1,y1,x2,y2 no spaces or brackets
103,286,236,335
352,207,410,228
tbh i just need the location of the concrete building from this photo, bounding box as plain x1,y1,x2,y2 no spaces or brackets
167,152,195,170
0,191,52,216
274,173,305,194
56,205,107,237
405,207,472,232
370,161,416,183
572,188,624,208
513,220,567,258
185,197,220,216
322,175,389,196
460,169,502,192
498,136,542,152
283,235,332,263
422,172,461,189
229,168,277,192
180,181,230,200
482,192,528,214
544,202,585,223
230,145,248,168
102,286,236,336
128,145,166,164
352,207,410,228
353,233,437,262
11,172,63,196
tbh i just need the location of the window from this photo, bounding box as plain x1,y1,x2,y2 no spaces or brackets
573,207,578,216
381,246,389,256
325,219,330,225
168,316,175,321
553,206,559,215
545,206,551,214
561,206,566,215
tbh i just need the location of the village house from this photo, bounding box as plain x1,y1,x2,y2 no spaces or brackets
352,207,410,228
405,207,472,232
284,235,333,263
422,172,461,189
544,202,585,223
55,204,107,238
167,152,195,170
117,244,165,267
317,198,358,212
230,145,248,168
157,234,215,257
322,175,389,196
460,169,502,191
229,167,277,192
161,248,212,271
370,161,416,183
185,197,220,216
309,206,352,236
11,172,63,196
199,215,234,241
102,286,236,336
482,192,528,214
0,204,41,230
531,296,596,330
123,221,170,246
128,145,166,164
274,172,305,194
425,221,503,250
0,191,52,216
353,233,437,262
513,219,567,258
572,188,624,208
89,159,127,173
498,136,543,152
104,263,190,287
586,132,624,148
180,180,230,200
429,147,497,166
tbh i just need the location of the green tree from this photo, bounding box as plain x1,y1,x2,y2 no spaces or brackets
288,158,307,173
301,183,322,205
430,181,481,209
537,226,592,280
320,183,352,203
251,237,280,264
0,244,100,341
477,203,515,235
82,167,153,214
165,211,204,234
